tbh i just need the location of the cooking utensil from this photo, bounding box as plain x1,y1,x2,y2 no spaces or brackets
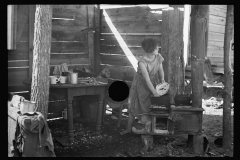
150,94,171,108
174,94,192,106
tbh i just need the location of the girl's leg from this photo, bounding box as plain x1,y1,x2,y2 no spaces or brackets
141,115,151,124
120,112,134,135
141,114,151,132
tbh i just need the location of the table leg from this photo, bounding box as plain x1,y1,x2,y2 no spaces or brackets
102,93,107,123
67,96,74,142
96,91,104,135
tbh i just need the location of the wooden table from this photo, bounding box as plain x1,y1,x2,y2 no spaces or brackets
23,79,108,142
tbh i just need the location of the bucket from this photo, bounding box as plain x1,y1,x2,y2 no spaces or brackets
20,100,37,114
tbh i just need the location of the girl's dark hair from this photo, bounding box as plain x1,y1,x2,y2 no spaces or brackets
141,38,158,53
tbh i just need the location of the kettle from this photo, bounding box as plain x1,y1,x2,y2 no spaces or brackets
68,72,78,84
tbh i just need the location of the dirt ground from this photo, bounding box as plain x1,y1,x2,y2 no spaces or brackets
47,94,234,157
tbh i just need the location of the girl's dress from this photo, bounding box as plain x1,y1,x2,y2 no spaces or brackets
128,54,164,117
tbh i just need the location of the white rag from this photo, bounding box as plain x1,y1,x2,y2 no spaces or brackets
10,95,25,109
53,63,69,76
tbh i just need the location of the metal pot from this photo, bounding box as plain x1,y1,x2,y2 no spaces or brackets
174,94,192,106
150,94,171,107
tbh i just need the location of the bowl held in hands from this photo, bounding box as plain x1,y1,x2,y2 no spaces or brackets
156,82,170,96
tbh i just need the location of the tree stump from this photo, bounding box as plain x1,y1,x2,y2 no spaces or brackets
141,135,153,151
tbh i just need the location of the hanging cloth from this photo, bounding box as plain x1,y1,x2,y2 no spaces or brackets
52,63,69,76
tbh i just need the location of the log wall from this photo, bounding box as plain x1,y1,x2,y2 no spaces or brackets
100,6,162,83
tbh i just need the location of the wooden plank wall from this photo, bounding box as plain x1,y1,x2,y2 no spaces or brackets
50,5,91,74
8,5,94,119
207,5,234,67
8,5,92,94
8,5,30,94
48,5,94,119
100,6,162,83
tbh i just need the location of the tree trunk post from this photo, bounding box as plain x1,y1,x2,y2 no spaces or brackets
223,5,234,150
161,7,185,103
30,5,52,120
190,5,209,155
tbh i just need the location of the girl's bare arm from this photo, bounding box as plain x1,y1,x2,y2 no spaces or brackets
159,63,165,82
139,62,158,95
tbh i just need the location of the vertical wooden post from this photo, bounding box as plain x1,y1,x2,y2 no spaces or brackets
177,9,185,94
190,5,209,155
187,6,192,66
168,8,179,103
191,5,208,109
186,6,193,146
87,5,95,73
94,5,101,76
161,10,169,82
162,7,184,103
223,5,234,150
205,6,209,57
193,135,204,154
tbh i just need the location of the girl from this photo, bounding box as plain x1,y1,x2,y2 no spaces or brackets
120,38,165,135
